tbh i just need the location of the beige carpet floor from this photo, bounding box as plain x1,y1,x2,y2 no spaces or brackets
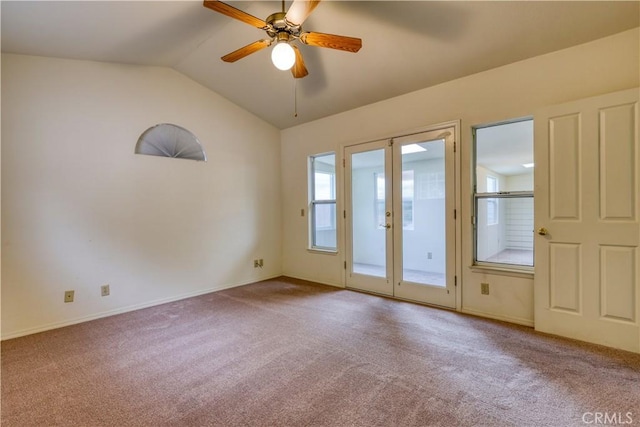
2,277,639,426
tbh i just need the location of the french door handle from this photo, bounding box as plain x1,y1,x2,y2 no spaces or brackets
380,224,391,229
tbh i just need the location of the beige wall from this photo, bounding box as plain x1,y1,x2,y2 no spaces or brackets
1,54,282,339
2,28,638,340
280,28,639,325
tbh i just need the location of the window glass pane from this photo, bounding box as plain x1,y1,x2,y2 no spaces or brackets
401,139,446,286
314,172,333,200
312,203,337,249
376,173,385,200
476,197,533,266
352,149,386,276
476,120,533,193
313,154,335,200
402,170,414,198
486,176,498,193
402,170,414,230
310,152,336,250
487,198,498,225
374,172,385,229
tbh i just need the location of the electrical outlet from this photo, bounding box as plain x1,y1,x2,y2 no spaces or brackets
427,252,433,260
64,290,75,303
101,284,110,297
259,259,264,267
481,283,490,295
254,259,260,268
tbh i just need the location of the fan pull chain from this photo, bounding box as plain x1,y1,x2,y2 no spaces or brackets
294,78,298,118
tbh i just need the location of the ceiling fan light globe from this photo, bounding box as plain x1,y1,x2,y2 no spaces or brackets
271,42,296,70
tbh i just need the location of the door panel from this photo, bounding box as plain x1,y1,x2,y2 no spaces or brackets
600,246,636,322
549,114,581,220
548,243,581,313
534,88,639,352
599,103,636,220
393,129,456,308
345,140,393,295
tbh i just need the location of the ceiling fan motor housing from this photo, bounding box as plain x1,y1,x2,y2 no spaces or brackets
266,12,302,39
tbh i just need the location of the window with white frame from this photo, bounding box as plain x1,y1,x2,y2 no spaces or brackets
474,119,534,268
309,153,337,251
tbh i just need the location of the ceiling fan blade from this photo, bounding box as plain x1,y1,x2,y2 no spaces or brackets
285,0,321,26
300,32,362,53
203,1,266,28
291,45,309,79
221,39,271,63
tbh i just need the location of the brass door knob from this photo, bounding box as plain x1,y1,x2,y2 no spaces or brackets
537,227,549,236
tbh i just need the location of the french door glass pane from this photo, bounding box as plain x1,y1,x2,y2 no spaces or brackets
401,140,446,286
352,149,386,277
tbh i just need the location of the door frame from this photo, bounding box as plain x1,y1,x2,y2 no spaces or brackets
341,120,462,310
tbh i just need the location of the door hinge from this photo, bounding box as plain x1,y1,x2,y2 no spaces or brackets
454,276,457,287
343,158,345,167
343,210,346,219
453,141,456,152
454,209,457,219
389,139,394,147
344,261,347,270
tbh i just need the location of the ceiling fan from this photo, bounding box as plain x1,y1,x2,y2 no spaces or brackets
203,0,362,78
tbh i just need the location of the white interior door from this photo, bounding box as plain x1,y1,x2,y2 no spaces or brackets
345,126,456,308
534,88,639,352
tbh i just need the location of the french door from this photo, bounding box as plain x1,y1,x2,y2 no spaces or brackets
344,127,456,308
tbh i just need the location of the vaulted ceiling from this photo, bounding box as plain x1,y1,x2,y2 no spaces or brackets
2,1,638,129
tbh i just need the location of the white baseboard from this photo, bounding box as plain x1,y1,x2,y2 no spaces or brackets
460,307,534,327
1,274,281,341
282,274,344,289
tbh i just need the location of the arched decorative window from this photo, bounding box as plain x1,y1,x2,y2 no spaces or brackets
135,124,207,162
